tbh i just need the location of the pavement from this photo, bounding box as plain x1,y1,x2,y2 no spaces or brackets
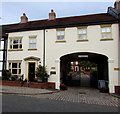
1,85,119,108
0,85,59,95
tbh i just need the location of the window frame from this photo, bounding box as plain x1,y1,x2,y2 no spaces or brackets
100,24,113,41
77,26,88,42
9,37,23,51
56,28,66,43
8,60,22,76
28,35,37,50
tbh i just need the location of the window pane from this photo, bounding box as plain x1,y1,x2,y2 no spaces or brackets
57,31,64,35
0,52,3,61
13,39,19,44
12,69,17,74
10,40,12,44
29,38,36,43
0,41,4,49
18,69,21,74
102,27,111,32
60,36,64,40
102,33,111,38
57,31,60,35
19,39,22,43
20,44,22,49
19,63,21,68
78,34,87,39
57,36,61,40
57,36,64,40
10,45,12,49
12,63,17,68
60,31,64,35
29,44,36,49
78,29,86,34
0,62,3,70
13,45,18,49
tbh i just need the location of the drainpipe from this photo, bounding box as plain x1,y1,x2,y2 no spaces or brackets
43,29,45,67
118,22,120,87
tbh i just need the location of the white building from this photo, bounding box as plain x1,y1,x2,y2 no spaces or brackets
1,1,120,93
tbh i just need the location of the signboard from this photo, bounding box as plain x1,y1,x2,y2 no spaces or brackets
50,71,56,75
114,68,120,71
78,55,88,58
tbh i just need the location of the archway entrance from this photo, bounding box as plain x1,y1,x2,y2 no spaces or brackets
60,52,108,89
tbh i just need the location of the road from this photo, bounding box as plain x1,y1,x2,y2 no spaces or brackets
2,94,119,113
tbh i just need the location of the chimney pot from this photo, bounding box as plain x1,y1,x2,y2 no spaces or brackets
20,13,28,23
49,9,56,20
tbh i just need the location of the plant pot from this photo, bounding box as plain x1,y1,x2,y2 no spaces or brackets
42,78,48,82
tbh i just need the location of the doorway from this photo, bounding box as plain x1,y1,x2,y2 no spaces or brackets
28,63,35,81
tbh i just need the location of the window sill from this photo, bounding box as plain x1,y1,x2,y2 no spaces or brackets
77,39,88,42
55,40,66,43
28,48,37,51
100,38,113,41
11,74,22,76
8,49,23,51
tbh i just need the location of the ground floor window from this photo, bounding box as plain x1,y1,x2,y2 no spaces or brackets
0,62,3,76
9,61,21,76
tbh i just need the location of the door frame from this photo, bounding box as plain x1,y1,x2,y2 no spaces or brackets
24,56,40,81
28,62,36,81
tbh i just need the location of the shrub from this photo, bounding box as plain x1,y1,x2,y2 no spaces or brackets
35,65,49,82
9,76,16,81
2,70,11,80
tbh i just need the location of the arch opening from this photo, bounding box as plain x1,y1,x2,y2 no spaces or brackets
60,52,109,89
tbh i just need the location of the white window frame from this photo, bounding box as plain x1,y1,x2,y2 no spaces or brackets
101,24,113,40
8,61,22,76
9,37,23,50
29,35,37,50
77,26,88,41
56,28,66,42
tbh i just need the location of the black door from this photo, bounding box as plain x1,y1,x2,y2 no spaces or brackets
28,63,35,81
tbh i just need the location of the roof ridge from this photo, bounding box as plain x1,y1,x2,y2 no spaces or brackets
2,13,108,26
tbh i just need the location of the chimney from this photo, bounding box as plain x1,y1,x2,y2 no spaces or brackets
114,0,120,9
20,13,28,23
49,9,56,20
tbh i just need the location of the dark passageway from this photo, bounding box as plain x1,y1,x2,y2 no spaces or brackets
60,52,108,89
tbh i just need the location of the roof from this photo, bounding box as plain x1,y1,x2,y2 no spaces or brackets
1,13,119,36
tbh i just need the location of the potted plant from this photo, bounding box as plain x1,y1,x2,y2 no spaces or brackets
60,83,68,90
35,65,49,82
2,70,11,80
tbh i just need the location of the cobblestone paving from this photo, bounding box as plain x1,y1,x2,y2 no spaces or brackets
1,85,119,107
28,87,119,107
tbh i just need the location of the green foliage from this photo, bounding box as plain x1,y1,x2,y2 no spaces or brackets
78,61,97,70
9,76,16,81
2,70,11,80
35,65,49,81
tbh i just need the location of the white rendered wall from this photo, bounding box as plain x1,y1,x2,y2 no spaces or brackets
7,30,43,80
7,24,119,93
45,24,119,93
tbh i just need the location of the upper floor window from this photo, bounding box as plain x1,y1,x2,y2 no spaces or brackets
9,37,22,50
29,35,37,50
101,25,113,40
56,29,65,42
9,61,22,76
77,27,88,41
0,39,4,50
